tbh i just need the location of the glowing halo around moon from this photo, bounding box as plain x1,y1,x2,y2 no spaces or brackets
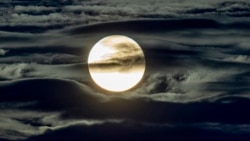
88,35,146,92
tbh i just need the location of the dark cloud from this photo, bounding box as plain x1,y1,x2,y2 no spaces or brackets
23,122,250,141
1,77,250,140
1,0,250,33
1,18,250,97
0,78,250,124
0,53,83,64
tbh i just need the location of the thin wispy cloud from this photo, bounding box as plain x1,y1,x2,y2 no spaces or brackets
0,49,8,56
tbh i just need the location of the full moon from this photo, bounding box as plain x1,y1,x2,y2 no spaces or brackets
88,35,146,92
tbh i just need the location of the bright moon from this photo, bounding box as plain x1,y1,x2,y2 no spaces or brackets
88,35,146,92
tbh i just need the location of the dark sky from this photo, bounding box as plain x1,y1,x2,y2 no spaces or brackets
1,0,250,141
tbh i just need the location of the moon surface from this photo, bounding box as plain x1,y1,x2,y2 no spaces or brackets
88,35,146,92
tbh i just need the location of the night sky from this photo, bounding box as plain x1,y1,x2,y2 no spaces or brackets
1,0,250,141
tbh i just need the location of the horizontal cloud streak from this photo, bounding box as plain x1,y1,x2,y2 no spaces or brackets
1,0,250,32
0,109,122,140
0,63,34,80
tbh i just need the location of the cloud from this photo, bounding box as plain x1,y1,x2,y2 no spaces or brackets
14,6,56,13
1,0,250,31
124,64,248,103
10,13,76,26
222,55,250,64
0,18,249,99
1,106,250,140
0,109,122,140
0,53,83,64
1,18,249,102
63,5,85,12
0,111,47,140
0,1,250,140
0,49,8,56
0,63,34,80
0,76,250,140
